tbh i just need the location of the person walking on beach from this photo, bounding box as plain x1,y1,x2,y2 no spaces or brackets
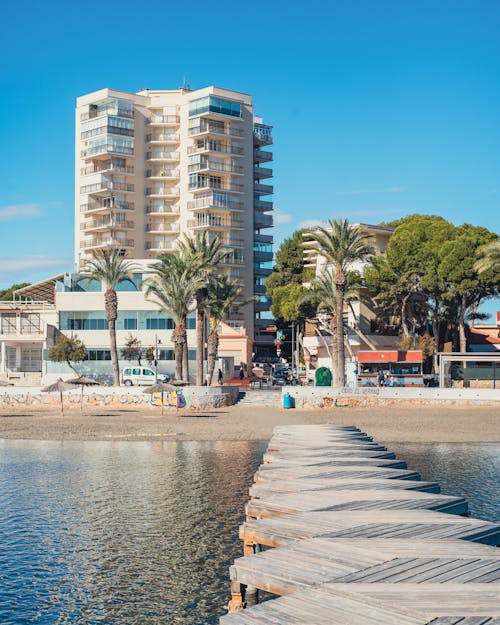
377,369,386,387
218,368,224,385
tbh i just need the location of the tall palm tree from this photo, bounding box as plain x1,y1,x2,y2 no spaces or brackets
307,219,375,386
203,275,242,385
144,253,201,382
177,231,228,385
79,249,137,386
474,239,500,274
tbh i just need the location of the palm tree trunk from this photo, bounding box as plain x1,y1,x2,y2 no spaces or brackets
401,292,411,338
335,278,345,387
181,318,189,383
172,326,184,381
458,294,467,353
105,288,120,386
206,329,219,386
196,307,204,386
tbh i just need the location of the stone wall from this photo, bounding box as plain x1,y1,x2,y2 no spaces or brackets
0,386,240,410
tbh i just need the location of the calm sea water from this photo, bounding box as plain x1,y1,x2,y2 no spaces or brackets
0,439,498,624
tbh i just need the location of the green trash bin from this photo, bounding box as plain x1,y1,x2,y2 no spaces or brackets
315,367,332,386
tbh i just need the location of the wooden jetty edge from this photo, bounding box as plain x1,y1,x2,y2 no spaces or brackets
221,424,500,625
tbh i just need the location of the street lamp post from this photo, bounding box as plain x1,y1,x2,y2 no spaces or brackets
154,334,162,383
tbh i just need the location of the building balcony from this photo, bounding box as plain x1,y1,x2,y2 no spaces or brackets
146,204,180,215
80,201,134,214
254,213,273,228
254,182,273,195
187,194,244,212
146,222,180,234
189,181,244,194
255,299,272,313
188,121,244,138
81,219,135,232
219,255,244,266
254,265,273,277
81,144,134,159
253,284,267,296
81,163,134,176
80,178,135,195
146,169,180,180
253,165,273,180
145,240,176,252
80,237,134,250
148,115,180,125
254,250,273,262
188,142,244,157
188,161,243,175
146,151,179,162
81,107,134,122
253,124,273,146
254,199,273,212
146,133,180,144
254,148,273,163
190,213,244,229
145,187,180,198
254,233,273,244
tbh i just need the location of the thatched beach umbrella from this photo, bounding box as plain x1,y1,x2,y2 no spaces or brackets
143,381,176,415
66,375,100,412
41,378,77,415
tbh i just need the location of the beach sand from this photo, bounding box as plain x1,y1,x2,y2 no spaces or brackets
0,404,498,443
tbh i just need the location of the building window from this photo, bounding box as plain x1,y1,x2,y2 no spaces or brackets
146,318,175,330
85,349,111,361
123,318,137,330
189,96,241,118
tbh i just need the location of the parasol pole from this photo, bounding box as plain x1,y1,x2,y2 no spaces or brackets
60,390,64,416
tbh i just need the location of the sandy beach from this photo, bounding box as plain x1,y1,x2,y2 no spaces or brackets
0,404,498,444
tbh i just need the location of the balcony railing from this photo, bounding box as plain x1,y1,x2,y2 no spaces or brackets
254,199,273,212
254,124,273,145
146,222,180,233
188,181,244,193
254,183,273,195
187,195,244,211
81,164,134,176
146,204,180,214
188,121,244,137
81,145,134,158
81,219,134,230
193,214,244,228
146,133,180,143
145,187,180,197
81,107,134,121
188,143,244,156
254,148,273,162
254,214,273,228
254,165,273,179
80,202,134,213
80,181,135,194
188,161,243,174
80,238,134,249
149,115,180,124
146,169,180,179
146,151,179,161
145,240,175,251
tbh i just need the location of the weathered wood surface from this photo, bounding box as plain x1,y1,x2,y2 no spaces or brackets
249,477,441,497
230,537,500,595
241,510,500,547
221,424,500,624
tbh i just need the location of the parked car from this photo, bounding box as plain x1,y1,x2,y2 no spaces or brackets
122,367,170,386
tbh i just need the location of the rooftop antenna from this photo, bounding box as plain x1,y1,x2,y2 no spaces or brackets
180,77,191,91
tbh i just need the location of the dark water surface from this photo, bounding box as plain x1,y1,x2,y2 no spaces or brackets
0,439,498,624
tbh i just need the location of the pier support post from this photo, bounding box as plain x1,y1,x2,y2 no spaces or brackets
242,541,260,603
225,581,246,613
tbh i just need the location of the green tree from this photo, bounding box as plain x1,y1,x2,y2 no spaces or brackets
438,224,498,352
79,249,137,386
203,275,242,385
270,283,308,322
307,219,375,386
265,230,310,295
48,334,86,374
0,283,30,301
144,253,202,382
120,334,143,365
177,231,228,385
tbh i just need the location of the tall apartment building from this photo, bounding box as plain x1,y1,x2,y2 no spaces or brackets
75,86,274,354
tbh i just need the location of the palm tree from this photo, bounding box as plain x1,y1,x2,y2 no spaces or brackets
203,275,242,386
79,249,137,386
307,219,375,386
474,239,500,274
144,253,201,382
177,231,228,385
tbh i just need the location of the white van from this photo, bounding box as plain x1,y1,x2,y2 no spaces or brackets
122,367,157,386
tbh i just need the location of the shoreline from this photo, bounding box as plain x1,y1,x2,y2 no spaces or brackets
1,405,499,444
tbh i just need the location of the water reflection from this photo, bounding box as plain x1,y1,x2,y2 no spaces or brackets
0,440,266,625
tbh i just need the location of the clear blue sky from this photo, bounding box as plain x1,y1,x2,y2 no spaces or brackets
0,0,498,312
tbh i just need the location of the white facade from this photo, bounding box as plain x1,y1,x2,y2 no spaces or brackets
75,86,274,344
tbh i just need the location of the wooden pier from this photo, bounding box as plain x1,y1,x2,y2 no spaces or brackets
221,424,500,624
